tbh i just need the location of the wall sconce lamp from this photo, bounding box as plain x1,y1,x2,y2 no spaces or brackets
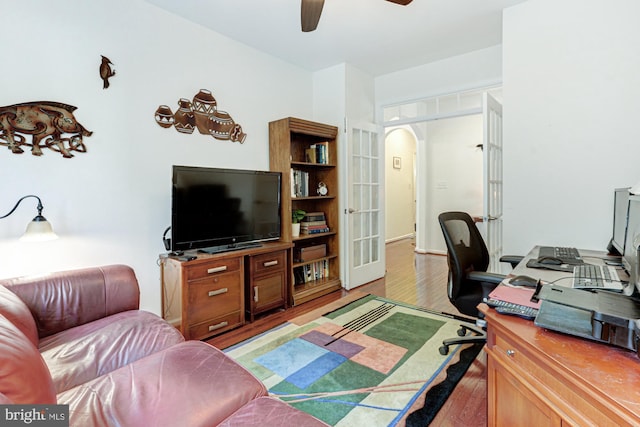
1,195,58,242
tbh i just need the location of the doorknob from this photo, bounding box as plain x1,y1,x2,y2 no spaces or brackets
347,208,357,214
486,216,499,221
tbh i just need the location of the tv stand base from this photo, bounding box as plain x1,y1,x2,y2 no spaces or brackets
198,242,262,254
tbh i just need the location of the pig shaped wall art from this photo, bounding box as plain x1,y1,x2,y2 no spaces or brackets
0,101,93,158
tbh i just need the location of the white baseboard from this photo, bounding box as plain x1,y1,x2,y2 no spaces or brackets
385,233,415,244
414,248,446,256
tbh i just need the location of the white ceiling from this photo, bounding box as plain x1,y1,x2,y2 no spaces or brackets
146,0,528,77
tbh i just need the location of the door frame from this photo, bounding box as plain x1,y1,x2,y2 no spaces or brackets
380,87,503,260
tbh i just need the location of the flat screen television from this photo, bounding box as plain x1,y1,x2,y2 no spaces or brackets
171,165,281,253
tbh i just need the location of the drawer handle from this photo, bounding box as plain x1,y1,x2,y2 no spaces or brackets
208,288,228,297
263,260,278,267
254,286,259,302
506,349,516,357
208,321,228,332
207,266,228,274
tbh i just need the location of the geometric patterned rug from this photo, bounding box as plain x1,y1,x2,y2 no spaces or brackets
225,295,482,426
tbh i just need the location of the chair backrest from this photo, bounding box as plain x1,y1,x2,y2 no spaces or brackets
438,211,490,302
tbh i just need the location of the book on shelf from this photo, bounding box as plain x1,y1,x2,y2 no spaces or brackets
303,212,325,222
294,259,330,284
300,220,326,226
301,225,328,231
291,168,309,197
313,142,329,164
301,226,330,234
305,147,316,163
301,222,327,229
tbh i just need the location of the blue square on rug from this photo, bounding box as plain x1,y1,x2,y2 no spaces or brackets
286,351,347,389
255,338,328,378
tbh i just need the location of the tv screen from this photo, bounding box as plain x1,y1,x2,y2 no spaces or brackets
171,165,281,252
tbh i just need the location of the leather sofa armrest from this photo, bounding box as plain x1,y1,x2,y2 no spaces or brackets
1,265,140,339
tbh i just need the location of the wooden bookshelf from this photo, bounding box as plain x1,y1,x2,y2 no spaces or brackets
269,117,342,305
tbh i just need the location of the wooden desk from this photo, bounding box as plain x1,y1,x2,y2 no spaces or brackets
482,300,640,425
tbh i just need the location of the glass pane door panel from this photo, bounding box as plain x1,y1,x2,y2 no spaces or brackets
372,184,379,209
363,239,371,264
353,184,362,211
354,212,362,239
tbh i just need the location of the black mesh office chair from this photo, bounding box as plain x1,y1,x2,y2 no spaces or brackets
437,211,523,355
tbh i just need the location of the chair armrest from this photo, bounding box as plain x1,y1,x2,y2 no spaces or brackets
499,255,524,269
468,271,506,304
1,265,139,339
467,271,505,285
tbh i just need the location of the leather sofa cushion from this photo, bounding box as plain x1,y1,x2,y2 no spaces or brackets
0,284,38,346
0,314,56,404
40,310,184,393
2,265,139,339
219,396,330,426
58,341,268,427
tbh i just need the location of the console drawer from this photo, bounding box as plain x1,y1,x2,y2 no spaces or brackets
186,257,241,281
188,311,242,341
250,250,286,275
187,272,242,324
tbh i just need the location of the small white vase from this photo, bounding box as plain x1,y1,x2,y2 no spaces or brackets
292,223,301,238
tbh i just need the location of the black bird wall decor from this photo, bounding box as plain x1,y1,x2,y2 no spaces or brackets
99,55,116,89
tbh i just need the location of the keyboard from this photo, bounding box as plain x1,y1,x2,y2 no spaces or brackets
572,264,624,291
539,246,583,265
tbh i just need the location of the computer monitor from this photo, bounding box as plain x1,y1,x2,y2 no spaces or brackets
610,187,631,255
622,195,640,295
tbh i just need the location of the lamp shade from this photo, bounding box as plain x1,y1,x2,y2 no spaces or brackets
20,215,57,242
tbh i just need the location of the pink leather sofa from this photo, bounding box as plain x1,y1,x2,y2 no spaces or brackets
0,264,327,427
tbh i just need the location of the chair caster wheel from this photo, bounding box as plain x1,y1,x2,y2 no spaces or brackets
457,326,467,337
439,345,449,355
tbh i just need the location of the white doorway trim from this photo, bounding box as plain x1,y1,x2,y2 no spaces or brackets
381,86,502,255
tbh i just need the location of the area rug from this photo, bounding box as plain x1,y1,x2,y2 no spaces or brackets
225,295,483,426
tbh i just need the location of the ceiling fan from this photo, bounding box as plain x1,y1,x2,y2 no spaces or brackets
301,0,413,32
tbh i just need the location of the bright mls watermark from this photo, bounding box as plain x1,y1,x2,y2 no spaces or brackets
0,405,68,426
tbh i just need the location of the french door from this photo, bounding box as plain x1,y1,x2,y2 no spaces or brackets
343,121,385,289
483,93,505,272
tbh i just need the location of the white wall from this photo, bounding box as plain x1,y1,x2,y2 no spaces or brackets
0,0,314,314
425,115,484,253
375,45,503,107
385,128,416,241
503,0,640,256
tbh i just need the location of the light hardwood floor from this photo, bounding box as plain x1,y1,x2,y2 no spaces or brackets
207,238,487,426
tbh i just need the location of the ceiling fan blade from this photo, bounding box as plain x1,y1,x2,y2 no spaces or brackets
301,0,324,32
386,0,413,5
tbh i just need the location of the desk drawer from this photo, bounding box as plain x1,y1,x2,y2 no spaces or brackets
187,272,242,323
492,332,615,426
250,250,286,275
186,257,241,280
